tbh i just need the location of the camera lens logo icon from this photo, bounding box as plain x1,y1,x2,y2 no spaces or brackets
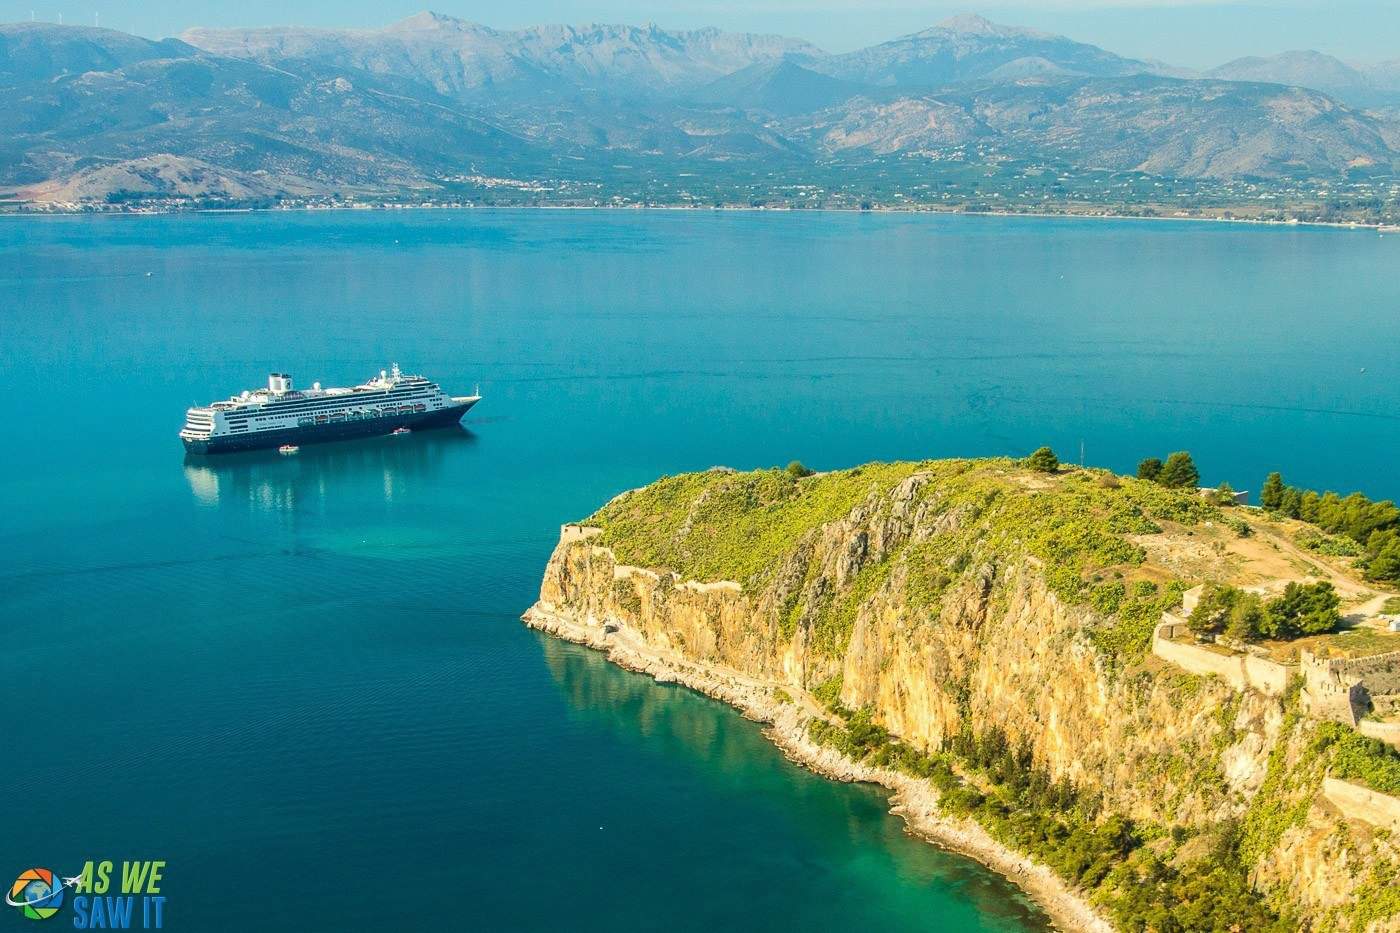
7,869,65,920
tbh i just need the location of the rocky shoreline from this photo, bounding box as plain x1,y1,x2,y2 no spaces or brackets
522,601,1113,933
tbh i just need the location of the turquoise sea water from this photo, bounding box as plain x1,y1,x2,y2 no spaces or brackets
3,210,1399,931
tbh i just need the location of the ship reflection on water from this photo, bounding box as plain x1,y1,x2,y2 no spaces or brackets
182,425,478,512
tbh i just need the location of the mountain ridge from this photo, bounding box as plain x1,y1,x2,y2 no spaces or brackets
180,12,824,99
1208,49,1400,108
3,14,1398,215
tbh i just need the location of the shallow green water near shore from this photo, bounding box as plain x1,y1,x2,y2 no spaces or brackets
3,209,1398,931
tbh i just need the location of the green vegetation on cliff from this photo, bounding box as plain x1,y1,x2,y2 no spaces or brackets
589,458,1218,658
1188,581,1342,641
808,709,1290,932
1260,470,1400,582
1234,711,1400,925
1325,722,1400,794
590,461,927,585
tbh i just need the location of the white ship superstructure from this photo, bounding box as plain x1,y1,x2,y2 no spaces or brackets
180,364,481,454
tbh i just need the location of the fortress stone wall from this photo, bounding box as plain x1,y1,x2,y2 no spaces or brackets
1151,615,1292,696
1359,720,1400,751
560,524,604,545
1322,777,1400,833
1304,651,1400,695
1302,649,1400,727
1154,585,1400,726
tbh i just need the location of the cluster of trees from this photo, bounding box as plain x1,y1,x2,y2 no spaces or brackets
807,712,1285,931
941,726,1285,932
1260,472,1400,583
1188,580,1342,642
1096,821,1291,933
1137,451,1200,489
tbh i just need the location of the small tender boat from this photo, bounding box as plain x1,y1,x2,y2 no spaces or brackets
278,444,300,454
391,427,411,436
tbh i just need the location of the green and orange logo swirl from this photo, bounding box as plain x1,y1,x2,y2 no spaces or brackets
7,868,65,920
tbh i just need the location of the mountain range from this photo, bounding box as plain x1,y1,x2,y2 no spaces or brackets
1209,51,1400,110
2,12,1398,209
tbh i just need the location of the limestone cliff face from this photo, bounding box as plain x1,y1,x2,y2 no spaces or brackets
532,467,1400,930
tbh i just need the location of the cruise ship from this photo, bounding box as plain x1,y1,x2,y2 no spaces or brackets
180,365,481,454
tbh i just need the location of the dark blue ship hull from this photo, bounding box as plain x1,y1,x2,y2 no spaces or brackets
182,400,478,454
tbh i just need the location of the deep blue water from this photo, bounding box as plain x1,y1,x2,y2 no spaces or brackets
3,210,1398,931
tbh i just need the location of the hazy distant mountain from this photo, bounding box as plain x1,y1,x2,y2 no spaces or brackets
0,22,542,193
692,59,862,116
1210,51,1363,90
15,153,298,202
793,96,985,154
820,14,1161,88
0,22,195,84
1372,60,1400,90
790,76,1393,178
2,14,1397,205
182,12,1167,100
968,77,1391,178
1208,50,1400,108
182,13,821,100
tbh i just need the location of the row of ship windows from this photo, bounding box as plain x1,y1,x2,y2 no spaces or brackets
228,406,430,430
267,386,433,404
228,395,436,420
216,385,434,409
229,405,433,425
277,382,433,400
187,407,422,430
227,392,437,418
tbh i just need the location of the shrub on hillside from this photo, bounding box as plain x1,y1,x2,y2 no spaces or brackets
1026,446,1059,473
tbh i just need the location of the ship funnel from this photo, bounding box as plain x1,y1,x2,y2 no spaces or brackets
268,372,293,394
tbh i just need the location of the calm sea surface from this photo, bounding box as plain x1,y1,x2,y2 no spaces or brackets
3,210,1399,931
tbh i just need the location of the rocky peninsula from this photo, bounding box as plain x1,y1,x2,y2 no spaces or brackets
524,458,1400,931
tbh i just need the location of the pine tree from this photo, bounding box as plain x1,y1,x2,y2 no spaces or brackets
1260,472,1285,511
1224,594,1267,642
1157,451,1200,489
1137,458,1163,482
1026,446,1059,473
1300,490,1322,523
1263,582,1341,638
1366,539,1400,583
1188,583,1237,635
